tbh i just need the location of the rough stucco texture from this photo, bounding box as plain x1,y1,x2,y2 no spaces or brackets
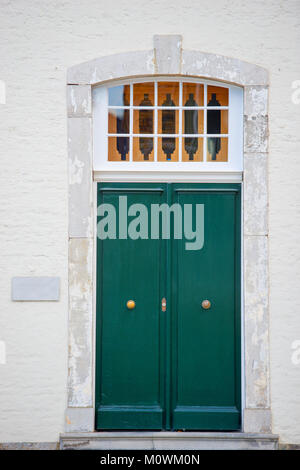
0,0,300,444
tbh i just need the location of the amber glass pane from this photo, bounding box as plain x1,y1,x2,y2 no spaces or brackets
158,109,178,135
207,86,228,106
220,110,228,134
207,110,228,134
133,137,154,161
108,136,129,161
182,137,203,161
207,137,228,162
182,109,204,134
157,137,178,161
183,83,204,106
133,83,155,106
108,85,130,106
108,108,129,134
158,82,179,106
133,109,154,134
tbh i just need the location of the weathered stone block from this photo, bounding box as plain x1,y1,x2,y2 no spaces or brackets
67,85,92,117
244,86,268,117
154,35,182,74
244,153,268,235
244,408,272,433
182,51,269,86
244,235,270,408
67,50,155,85
244,115,268,153
68,238,93,407
65,407,94,433
68,117,93,238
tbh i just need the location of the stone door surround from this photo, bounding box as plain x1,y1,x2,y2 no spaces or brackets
66,35,270,434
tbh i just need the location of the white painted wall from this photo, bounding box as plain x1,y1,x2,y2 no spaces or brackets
0,0,299,444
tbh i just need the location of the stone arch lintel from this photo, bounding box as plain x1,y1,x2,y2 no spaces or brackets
67,35,268,87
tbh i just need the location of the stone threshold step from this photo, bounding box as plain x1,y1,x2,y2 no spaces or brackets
60,432,279,450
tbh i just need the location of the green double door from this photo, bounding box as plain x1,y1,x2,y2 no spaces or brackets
96,183,241,431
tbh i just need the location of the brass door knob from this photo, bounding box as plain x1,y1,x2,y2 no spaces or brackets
201,299,211,310
126,300,136,310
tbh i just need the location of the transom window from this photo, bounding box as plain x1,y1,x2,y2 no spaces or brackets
93,77,243,172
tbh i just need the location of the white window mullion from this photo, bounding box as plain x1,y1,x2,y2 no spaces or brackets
154,81,158,162
179,81,182,161
129,83,133,162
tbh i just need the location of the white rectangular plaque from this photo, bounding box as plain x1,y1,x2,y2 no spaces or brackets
12,277,60,301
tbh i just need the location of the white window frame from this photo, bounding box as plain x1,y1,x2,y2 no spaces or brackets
93,76,243,173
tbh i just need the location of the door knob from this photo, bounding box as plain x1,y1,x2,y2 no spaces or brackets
126,300,136,310
201,299,211,310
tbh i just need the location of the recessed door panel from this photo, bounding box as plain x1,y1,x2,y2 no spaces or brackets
96,184,167,429
171,185,241,430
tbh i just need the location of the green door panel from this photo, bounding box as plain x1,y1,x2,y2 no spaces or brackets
171,185,241,430
96,183,167,429
96,183,241,431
